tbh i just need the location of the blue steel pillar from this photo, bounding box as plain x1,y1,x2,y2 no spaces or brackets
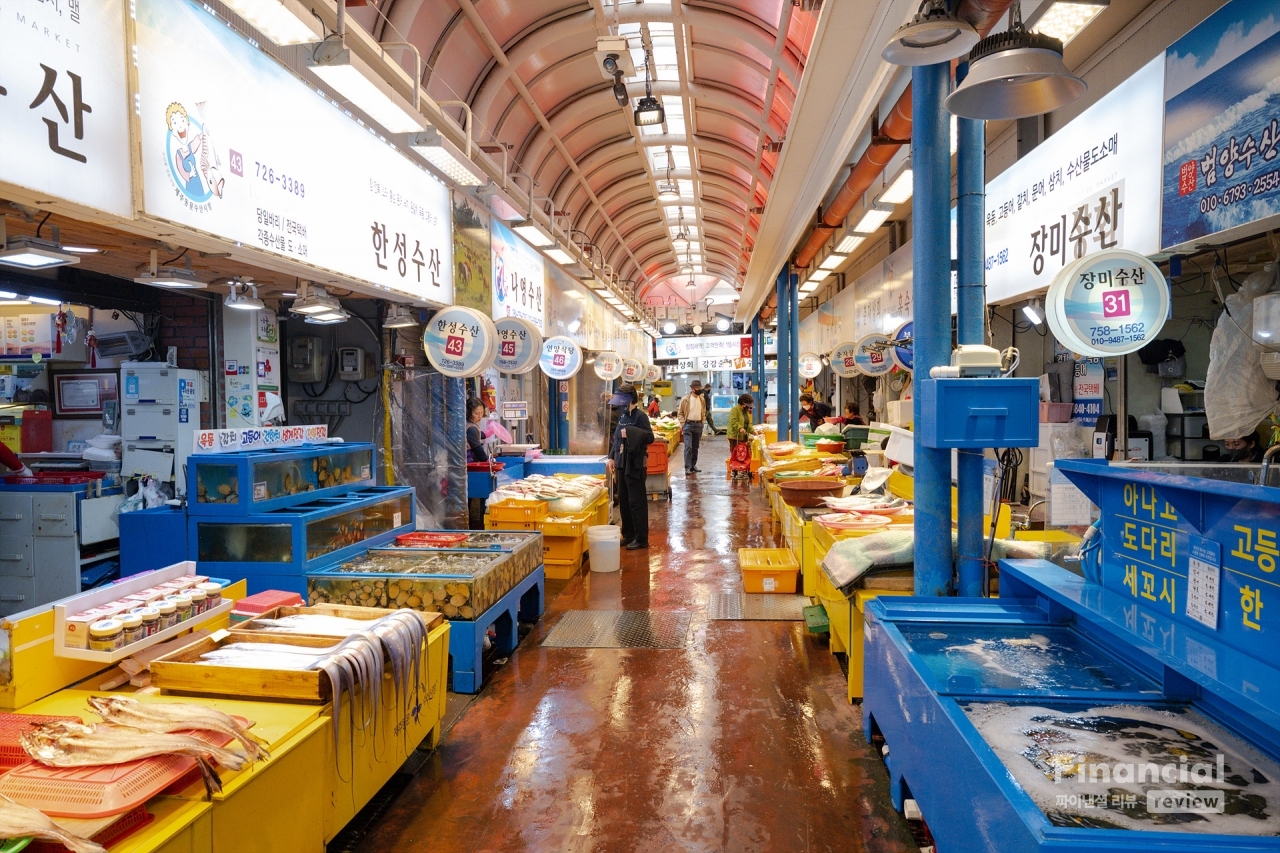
751,316,763,414
956,86,988,597
775,269,791,440
789,271,801,439
912,62,954,597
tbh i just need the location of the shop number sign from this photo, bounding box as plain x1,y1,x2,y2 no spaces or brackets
798,352,823,379
1046,248,1168,357
594,351,624,380
493,317,542,374
853,335,894,376
621,358,645,383
422,306,497,378
540,336,583,380
829,341,862,378
644,364,662,383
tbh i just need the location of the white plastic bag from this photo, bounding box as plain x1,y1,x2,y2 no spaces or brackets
1206,266,1280,439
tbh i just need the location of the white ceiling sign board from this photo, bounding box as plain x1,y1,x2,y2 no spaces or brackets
134,0,453,304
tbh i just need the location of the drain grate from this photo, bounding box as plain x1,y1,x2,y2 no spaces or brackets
708,593,809,621
541,610,691,649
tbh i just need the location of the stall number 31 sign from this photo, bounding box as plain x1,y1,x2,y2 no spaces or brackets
1046,248,1168,357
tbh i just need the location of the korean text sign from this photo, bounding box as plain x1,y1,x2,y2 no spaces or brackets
134,0,453,304
491,220,546,333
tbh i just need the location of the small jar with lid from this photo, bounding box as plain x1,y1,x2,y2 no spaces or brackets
136,606,161,636
89,619,125,652
169,593,193,622
156,600,177,629
120,612,144,645
188,587,208,614
197,582,222,610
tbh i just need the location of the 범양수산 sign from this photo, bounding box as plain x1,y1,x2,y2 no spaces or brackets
493,317,542,374
540,336,583,380
422,306,497,377
1046,249,1169,357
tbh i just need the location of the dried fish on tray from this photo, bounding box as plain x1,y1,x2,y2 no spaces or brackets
86,697,269,761
307,533,543,620
0,795,103,853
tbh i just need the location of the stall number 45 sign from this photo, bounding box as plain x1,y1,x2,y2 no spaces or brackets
500,341,517,358
1103,290,1131,318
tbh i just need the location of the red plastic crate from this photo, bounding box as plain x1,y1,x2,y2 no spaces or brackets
2,472,106,486
645,442,669,474
0,714,82,772
233,590,304,614
28,803,154,853
394,532,469,548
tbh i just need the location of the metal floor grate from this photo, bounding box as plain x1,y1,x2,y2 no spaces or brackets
708,593,809,621
541,610,691,649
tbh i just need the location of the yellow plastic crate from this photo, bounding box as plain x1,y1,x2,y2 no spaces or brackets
543,511,593,538
544,533,585,562
488,498,548,522
545,554,584,580
589,493,609,526
485,516,541,531
738,548,799,594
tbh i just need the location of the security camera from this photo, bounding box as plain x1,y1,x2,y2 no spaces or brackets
603,54,619,74
612,71,628,106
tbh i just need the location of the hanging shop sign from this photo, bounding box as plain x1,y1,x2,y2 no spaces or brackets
798,353,823,379
829,341,862,378
644,364,662,383
984,55,1165,305
0,1,132,217
492,317,541,374
1045,249,1169,357
593,351,624,380
621,358,645,384
492,220,546,332
891,321,914,372
134,0,453,304
1161,0,1280,250
853,334,895,377
539,336,583,380
422,306,498,378
656,334,776,360
699,356,738,371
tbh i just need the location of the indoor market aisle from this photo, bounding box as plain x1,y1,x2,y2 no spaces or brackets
354,437,915,853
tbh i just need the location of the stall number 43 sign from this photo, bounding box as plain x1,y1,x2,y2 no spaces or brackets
446,336,466,357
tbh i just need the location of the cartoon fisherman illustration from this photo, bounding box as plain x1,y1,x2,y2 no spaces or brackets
165,101,225,202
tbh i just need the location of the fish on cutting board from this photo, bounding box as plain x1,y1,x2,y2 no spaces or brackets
0,794,104,853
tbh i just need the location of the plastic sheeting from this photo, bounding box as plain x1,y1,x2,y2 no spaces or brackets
1206,265,1280,439
380,370,467,530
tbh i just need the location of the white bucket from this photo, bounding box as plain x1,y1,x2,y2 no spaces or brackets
586,525,622,573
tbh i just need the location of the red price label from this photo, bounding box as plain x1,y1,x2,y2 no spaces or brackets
869,351,884,364
844,357,855,367
1102,290,1131,318
500,341,516,357
445,335,465,356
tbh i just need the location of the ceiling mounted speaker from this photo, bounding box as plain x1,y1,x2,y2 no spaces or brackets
946,29,1086,120
882,0,980,66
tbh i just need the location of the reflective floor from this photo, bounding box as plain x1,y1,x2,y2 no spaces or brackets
358,438,915,853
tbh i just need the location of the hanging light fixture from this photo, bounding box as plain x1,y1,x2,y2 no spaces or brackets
633,47,664,127
290,282,342,315
946,2,1086,121
224,279,264,311
882,0,980,66
663,320,678,335
716,317,730,332
657,155,680,200
0,220,79,270
1022,298,1044,326
384,304,418,328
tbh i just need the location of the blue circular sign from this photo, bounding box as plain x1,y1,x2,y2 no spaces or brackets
540,336,583,380
829,341,862,378
853,334,894,376
422,306,497,378
1047,249,1168,357
892,321,914,372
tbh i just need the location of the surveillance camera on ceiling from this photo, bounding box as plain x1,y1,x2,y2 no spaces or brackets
595,37,636,80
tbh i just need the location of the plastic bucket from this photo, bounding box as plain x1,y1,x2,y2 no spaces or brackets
586,525,622,573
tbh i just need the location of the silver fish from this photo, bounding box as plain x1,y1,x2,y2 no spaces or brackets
0,794,104,853
87,696,270,762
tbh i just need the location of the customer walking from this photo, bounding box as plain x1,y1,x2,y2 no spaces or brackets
726,393,754,450
677,380,706,475
606,384,654,550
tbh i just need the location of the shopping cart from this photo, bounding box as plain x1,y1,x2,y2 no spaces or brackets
729,441,752,482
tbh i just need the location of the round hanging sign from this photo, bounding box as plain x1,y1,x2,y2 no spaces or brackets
493,317,542,374
853,334,894,376
621,358,645,383
422,306,498,378
644,364,662,383
539,336,583,380
594,351,624,380
798,352,823,379
829,341,863,378
891,321,914,372
1046,249,1169,357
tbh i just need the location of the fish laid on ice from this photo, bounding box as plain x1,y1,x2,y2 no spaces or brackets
20,721,247,799
249,615,379,636
0,794,104,853
87,696,270,761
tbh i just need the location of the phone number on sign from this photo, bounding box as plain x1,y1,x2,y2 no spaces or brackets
1199,168,1280,214
255,161,305,197
1089,323,1145,346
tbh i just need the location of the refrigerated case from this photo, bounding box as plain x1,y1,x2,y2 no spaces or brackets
187,443,375,514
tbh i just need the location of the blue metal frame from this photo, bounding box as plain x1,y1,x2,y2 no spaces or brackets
788,271,800,440
775,269,790,440
186,443,376,516
448,567,544,693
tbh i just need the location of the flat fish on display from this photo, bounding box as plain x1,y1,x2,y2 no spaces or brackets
87,696,270,761
0,794,105,853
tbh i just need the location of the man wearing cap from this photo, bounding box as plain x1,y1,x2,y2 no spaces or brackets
607,384,655,550
677,379,706,475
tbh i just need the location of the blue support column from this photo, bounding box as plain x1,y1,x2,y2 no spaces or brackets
956,92,988,597
775,269,790,440
751,316,763,414
783,270,793,438
912,61,954,597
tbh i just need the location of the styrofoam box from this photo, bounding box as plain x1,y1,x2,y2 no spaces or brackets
1029,469,1049,497
1029,447,1053,474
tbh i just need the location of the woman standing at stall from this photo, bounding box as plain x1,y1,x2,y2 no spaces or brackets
465,397,489,463
606,385,654,551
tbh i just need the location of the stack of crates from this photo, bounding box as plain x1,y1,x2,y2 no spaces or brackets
485,495,603,580
645,441,671,500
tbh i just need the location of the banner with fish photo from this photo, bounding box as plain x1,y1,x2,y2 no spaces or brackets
452,190,492,314
1161,0,1280,250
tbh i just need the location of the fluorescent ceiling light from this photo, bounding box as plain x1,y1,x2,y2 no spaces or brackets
308,42,424,134
835,233,866,254
1023,299,1044,326
1028,1,1108,45
544,247,575,265
565,290,583,300
225,281,264,311
879,160,913,205
223,0,322,46
409,129,485,187
134,267,206,289
28,296,63,306
305,310,350,325
808,269,832,282
0,238,80,270
567,319,581,334
291,283,342,315
852,203,893,233
62,246,101,254
819,254,846,271
513,223,553,247
800,280,821,293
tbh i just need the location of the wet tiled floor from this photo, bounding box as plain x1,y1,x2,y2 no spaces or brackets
357,438,915,852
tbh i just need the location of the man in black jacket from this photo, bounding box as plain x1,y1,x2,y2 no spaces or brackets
606,384,655,550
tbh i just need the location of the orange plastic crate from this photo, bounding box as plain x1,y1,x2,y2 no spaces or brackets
545,554,584,580
738,548,800,594
646,442,669,473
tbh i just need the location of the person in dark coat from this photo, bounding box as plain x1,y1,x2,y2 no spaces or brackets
607,384,655,550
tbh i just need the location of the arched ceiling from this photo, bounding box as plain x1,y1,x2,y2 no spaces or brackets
361,0,817,307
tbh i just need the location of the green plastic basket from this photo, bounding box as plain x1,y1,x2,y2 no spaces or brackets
803,604,830,634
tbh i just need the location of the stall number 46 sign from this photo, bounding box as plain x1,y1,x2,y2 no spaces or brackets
552,353,567,367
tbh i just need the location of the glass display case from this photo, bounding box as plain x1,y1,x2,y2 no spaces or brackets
307,530,543,620
191,486,414,594
188,443,375,514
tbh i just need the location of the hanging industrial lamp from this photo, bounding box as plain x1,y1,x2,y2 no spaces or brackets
945,2,1086,120
882,0,979,66
633,47,664,127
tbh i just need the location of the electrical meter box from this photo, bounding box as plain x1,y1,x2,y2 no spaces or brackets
289,336,325,384
337,347,375,381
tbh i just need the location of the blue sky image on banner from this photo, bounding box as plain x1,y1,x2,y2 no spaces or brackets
1161,0,1280,249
